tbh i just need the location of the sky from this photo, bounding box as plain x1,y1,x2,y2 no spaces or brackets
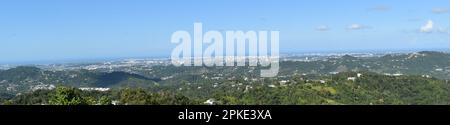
1,0,450,63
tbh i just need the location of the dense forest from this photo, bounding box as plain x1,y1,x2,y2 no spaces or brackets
2,71,450,105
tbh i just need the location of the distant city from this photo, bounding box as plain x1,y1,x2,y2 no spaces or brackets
1,49,447,71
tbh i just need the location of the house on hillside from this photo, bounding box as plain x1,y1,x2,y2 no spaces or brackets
347,77,356,81
204,99,216,105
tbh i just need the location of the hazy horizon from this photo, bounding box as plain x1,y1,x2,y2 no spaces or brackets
2,48,450,65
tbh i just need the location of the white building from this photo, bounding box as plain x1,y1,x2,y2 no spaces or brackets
357,73,363,78
347,77,356,81
79,87,110,92
204,99,216,105
319,80,326,84
392,73,403,76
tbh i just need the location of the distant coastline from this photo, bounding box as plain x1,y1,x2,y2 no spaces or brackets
2,48,450,66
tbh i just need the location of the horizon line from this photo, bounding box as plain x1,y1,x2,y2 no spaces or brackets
1,48,450,65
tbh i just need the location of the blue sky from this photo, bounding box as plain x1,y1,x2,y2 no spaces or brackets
1,0,450,63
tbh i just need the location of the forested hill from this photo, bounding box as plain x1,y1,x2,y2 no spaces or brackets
0,66,160,94
3,70,450,105
279,51,450,79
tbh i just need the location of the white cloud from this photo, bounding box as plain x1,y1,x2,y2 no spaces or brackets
420,20,434,33
417,20,450,35
432,8,449,14
407,18,422,22
316,25,330,31
368,5,391,12
438,27,450,34
347,24,370,30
